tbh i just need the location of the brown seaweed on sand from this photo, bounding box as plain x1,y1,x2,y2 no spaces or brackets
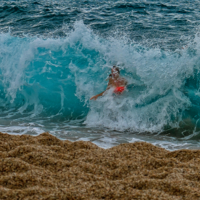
1,132,200,199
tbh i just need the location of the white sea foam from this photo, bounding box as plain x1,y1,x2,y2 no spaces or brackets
0,21,200,150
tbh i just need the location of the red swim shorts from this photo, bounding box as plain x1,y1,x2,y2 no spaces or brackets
114,86,125,94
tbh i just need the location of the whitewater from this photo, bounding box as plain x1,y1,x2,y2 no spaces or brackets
1,0,200,150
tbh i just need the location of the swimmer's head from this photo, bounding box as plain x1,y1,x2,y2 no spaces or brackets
111,66,120,78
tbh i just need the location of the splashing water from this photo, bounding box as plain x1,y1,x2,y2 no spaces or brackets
1,20,200,149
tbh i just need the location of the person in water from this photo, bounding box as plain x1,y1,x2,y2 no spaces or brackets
90,66,127,100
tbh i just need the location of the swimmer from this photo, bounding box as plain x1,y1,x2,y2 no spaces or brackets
90,66,127,100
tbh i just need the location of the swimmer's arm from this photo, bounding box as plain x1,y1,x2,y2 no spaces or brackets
124,79,128,86
90,91,105,100
122,78,128,86
90,79,112,100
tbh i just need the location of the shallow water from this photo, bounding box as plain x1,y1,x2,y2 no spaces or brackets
1,0,200,150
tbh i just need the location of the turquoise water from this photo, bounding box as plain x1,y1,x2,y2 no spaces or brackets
1,0,200,150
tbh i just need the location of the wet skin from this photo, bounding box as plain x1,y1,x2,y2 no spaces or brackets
90,68,127,100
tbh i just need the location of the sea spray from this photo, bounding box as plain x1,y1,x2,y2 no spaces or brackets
1,21,200,136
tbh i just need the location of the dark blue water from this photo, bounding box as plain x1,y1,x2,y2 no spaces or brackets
1,0,200,150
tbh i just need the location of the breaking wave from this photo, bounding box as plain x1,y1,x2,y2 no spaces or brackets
1,21,200,136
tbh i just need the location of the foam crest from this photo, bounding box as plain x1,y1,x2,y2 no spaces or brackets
0,21,200,135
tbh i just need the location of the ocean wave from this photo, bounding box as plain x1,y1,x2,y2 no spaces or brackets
1,21,200,136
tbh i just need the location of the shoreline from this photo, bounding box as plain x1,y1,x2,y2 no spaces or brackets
1,132,200,199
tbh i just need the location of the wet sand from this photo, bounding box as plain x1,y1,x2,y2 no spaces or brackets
1,132,200,199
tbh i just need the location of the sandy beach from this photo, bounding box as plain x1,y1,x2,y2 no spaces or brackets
0,132,200,200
